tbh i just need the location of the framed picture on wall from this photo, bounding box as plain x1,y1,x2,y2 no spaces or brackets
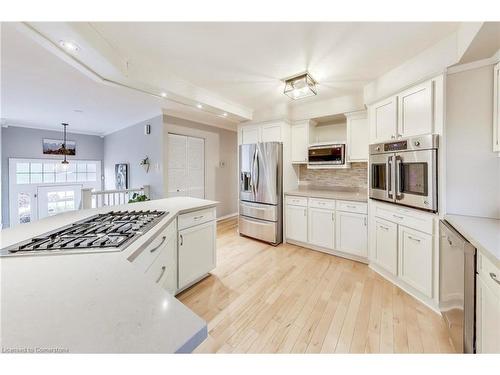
42,139,76,155
115,163,129,190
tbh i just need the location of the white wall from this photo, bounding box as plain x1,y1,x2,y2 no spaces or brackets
163,116,238,218
445,64,500,219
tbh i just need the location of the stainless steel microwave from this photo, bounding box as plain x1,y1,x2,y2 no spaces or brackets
369,134,439,212
308,143,346,165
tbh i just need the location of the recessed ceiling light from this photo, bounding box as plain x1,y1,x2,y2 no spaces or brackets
196,104,203,109
160,92,167,98
59,40,80,53
222,112,228,117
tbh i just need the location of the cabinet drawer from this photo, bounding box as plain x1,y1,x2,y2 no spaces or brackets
337,200,367,214
478,251,500,298
178,207,216,230
309,198,336,210
145,236,177,294
131,221,176,273
286,196,308,207
374,203,434,235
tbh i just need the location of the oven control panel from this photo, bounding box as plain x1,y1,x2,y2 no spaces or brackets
384,140,408,151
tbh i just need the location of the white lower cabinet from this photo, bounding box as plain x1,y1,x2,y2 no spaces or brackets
145,234,177,294
336,211,367,257
286,204,308,243
372,217,398,275
308,207,335,250
398,226,433,297
178,219,216,291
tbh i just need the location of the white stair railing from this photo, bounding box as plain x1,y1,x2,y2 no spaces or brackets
81,185,150,209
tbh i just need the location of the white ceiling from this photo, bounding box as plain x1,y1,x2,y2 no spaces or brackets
92,22,460,110
1,23,163,135
1,22,463,135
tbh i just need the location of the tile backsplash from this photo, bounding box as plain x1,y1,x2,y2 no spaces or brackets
298,162,368,189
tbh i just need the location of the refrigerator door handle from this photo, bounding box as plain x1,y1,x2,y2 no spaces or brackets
254,148,260,195
251,148,257,197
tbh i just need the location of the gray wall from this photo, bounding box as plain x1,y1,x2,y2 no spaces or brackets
164,116,238,218
446,64,500,219
1,126,104,227
104,115,164,199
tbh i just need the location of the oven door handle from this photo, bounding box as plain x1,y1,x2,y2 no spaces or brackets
395,155,403,200
387,156,393,199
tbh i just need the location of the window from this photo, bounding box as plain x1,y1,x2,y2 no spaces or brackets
46,190,76,216
17,192,31,224
14,160,100,185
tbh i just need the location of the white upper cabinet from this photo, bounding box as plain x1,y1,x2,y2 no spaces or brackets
240,125,261,145
397,80,434,137
261,123,282,142
291,122,310,163
346,111,369,162
308,207,335,250
370,96,398,142
493,62,500,152
336,211,368,257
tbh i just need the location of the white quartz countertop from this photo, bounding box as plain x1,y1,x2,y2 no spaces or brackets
0,197,217,353
285,186,368,202
445,214,500,268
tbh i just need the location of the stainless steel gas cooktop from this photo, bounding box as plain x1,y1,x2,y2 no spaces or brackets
1,210,167,257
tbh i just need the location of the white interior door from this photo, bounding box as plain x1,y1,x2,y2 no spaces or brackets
167,133,205,199
37,185,83,219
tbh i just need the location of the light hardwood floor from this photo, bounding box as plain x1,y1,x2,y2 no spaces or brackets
178,218,455,354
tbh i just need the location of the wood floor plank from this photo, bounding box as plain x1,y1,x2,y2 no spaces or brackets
180,218,455,354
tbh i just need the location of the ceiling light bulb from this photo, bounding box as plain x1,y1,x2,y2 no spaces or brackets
160,92,167,98
222,112,227,117
59,40,80,53
196,104,203,109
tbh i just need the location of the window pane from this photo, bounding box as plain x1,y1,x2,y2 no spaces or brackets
16,174,30,184
31,163,43,173
16,163,30,173
67,172,76,182
18,192,31,224
43,163,55,173
77,173,87,182
55,172,66,183
67,163,77,173
87,163,97,172
77,163,87,173
87,172,97,182
43,173,55,183
31,173,43,184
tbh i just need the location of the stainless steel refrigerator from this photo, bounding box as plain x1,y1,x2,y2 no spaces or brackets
239,142,283,245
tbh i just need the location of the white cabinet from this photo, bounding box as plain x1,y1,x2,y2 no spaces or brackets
346,111,369,162
145,234,177,294
398,225,433,298
493,62,500,152
372,217,398,275
476,252,500,353
397,81,434,137
261,123,282,142
285,204,308,243
308,207,335,250
291,122,309,163
178,217,216,290
239,122,284,145
370,96,398,142
336,211,367,257
240,125,261,145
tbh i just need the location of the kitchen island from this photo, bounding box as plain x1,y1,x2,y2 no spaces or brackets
0,197,217,353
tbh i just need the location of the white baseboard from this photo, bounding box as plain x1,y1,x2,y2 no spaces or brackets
217,212,238,222
286,239,369,265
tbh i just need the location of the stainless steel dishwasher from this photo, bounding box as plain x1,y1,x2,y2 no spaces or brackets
439,220,477,353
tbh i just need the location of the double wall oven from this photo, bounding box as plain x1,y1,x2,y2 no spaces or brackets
369,134,438,212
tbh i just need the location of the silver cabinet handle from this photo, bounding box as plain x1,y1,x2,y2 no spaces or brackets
346,205,356,209
331,212,335,221
193,215,204,220
150,236,166,253
179,234,183,246
379,225,389,231
393,214,404,220
490,273,500,285
156,266,166,283
364,217,367,226
303,209,307,217
408,235,421,243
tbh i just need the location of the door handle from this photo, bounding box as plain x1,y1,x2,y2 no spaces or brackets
254,148,260,194
490,272,500,285
395,155,403,200
150,236,167,253
387,156,393,199
408,235,421,243
179,234,183,246
156,266,166,283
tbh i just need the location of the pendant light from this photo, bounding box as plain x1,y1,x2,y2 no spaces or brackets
61,123,70,168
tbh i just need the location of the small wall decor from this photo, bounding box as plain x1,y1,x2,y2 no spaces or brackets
140,156,150,173
115,163,129,190
43,138,76,155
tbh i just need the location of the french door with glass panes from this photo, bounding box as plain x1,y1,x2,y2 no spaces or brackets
167,134,205,199
8,158,101,227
